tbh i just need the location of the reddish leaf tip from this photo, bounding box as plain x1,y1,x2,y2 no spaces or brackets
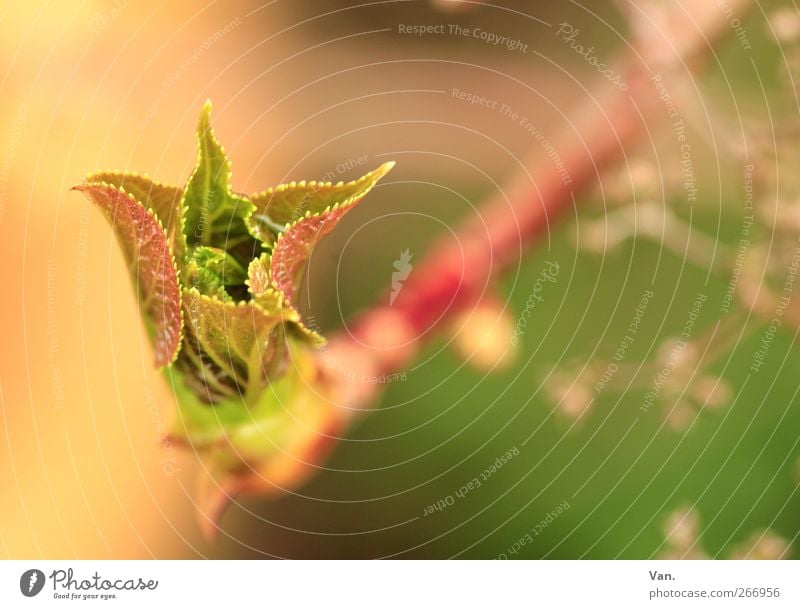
74,182,183,368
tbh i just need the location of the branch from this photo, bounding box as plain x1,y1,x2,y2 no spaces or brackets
324,0,755,411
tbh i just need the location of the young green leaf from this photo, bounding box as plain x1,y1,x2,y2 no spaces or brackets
247,255,325,346
265,162,394,305
191,246,247,285
180,288,299,404
84,171,187,265
248,161,394,238
246,253,272,297
183,247,248,303
72,182,183,367
182,101,258,263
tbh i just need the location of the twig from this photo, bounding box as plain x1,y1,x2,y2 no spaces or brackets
325,0,756,411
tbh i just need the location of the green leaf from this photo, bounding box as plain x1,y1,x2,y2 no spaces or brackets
182,101,258,262
184,247,248,302
191,246,247,285
184,248,237,302
264,162,394,306
247,255,325,346
72,182,183,367
248,161,395,238
179,288,299,404
246,253,272,298
184,265,230,302
84,171,187,265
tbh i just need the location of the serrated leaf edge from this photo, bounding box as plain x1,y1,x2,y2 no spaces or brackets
249,160,394,200
183,284,298,323
248,161,395,212
182,100,259,247
246,255,326,347
83,170,183,194
72,181,185,367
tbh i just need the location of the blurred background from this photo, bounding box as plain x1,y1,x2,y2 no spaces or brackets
1,0,799,559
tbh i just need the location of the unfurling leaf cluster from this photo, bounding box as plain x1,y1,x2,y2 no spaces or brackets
74,101,392,402
74,102,393,527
